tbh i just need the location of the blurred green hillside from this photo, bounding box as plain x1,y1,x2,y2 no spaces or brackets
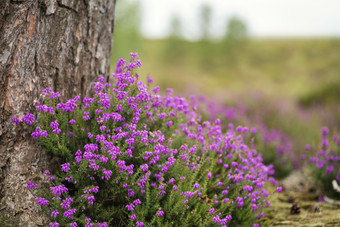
112,37,340,103
111,1,340,102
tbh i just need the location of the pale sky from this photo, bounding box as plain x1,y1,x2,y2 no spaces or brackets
140,0,340,40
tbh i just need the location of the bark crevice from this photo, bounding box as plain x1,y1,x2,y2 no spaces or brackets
56,0,78,14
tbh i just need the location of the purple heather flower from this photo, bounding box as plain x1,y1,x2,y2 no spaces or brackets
98,76,105,83
65,176,73,182
156,210,164,217
147,75,154,84
95,109,101,115
131,214,136,220
61,198,73,209
223,198,230,204
167,121,173,127
63,208,77,219
186,192,195,198
257,212,264,218
61,163,71,172
49,223,60,227
231,161,238,167
236,126,243,132
83,112,90,121
166,88,173,95
212,214,221,224
22,113,35,125
50,184,68,196
136,221,144,227
35,197,49,206
236,197,244,207
70,222,78,227
126,204,135,211
12,116,20,125
52,127,61,134
169,178,175,184
322,127,329,136
140,164,148,172
130,52,138,58
209,208,215,214
86,195,95,205
151,86,160,93
277,187,282,192
326,165,334,175
51,209,59,218
316,160,324,169
128,188,135,197
310,157,318,163
85,217,91,222
116,104,123,112
222,190,228,195
207,173,212,179
27,180,37,190
133,199,141,205
50,120,59,129
94,82,103,92
102,168,112,180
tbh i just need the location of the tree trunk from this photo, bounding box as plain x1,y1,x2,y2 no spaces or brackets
0,0,115,225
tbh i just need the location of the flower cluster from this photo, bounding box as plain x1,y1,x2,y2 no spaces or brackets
190,95,299,179
305,127,340,199
16,53,275,226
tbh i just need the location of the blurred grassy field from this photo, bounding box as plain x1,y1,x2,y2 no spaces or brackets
111,38,340,102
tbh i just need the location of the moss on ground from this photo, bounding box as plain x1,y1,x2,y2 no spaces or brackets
260,183,340,226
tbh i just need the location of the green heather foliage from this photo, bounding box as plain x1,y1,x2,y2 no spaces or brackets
299,79,340,107
14,54,276,227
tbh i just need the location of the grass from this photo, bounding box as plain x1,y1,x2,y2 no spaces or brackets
111,38,340,102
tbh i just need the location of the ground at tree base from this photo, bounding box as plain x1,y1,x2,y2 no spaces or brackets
260,170,340,227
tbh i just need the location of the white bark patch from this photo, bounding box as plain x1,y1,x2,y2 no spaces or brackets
46,0,58,15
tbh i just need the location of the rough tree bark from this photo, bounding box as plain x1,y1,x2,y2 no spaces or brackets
0,0,115,225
